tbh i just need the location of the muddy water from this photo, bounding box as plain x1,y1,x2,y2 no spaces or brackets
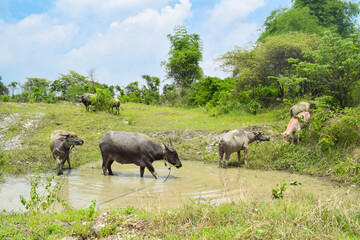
1,160,359,212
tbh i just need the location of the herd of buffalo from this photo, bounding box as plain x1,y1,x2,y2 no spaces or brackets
50,96,314,177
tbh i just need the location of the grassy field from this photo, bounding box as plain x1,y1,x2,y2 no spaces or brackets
0,101,359,239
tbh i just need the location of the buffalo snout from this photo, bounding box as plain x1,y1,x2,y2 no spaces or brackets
75,139,84,145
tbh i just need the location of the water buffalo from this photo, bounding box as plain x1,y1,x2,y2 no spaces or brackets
77,93,97,111
283,112,311,144
50,130,84,175
290,102,315,117
109,98,120,114
219,130,270,168
99,131,182,179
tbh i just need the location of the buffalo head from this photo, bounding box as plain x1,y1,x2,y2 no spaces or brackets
163,139,182,168
60,132,84,146
254,132,270,142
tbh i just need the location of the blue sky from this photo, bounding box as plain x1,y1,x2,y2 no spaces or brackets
0,0,291,90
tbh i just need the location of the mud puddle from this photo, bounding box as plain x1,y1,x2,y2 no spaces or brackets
1,160,359,212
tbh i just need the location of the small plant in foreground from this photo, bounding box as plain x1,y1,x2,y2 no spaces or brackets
272,180,287,199
19,171,65,212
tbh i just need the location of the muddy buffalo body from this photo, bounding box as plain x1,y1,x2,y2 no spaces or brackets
99,131,182,179
50,130,84,175
219,130,270,168
77,93,97,111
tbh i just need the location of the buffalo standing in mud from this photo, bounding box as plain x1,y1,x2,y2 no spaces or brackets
99,131,182,179
50,130,84,175
77,93,97,111
219,130,270,168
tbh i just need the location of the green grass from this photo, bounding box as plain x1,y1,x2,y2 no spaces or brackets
1,193,359,239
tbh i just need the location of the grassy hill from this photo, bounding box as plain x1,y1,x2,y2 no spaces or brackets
0,101,359,239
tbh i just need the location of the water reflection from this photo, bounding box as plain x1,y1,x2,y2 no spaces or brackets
0,160,359,212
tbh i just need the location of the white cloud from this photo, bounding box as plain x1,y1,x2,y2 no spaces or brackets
54,0,172,20
60,0,192,86
208,0,266,28
0,14,77,64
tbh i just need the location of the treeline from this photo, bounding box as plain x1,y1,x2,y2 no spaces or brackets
1,0,360,113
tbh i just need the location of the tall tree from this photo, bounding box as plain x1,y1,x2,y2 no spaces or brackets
161,25,203,89
0,76,9,95
8,81,18,96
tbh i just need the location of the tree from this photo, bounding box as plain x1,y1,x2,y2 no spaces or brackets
293,0,360,37
141,75,160,105
259,7,325,42
0,76,9,95
23,78,49,93
161,25,203,89
8,81,18,96
124,81,141,102
294,32,360,108
51,70,89,97
218,32,320,99
259,0,360,41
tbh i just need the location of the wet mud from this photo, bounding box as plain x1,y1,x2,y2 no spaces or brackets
1,160,359,212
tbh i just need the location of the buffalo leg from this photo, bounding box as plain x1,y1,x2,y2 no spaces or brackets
145,162,157,179
218,145,224,168
224,154,230,168
237,151,241,166
107,159,114,175
56,158,67,175
243,148,248,165
67,157,71,169
140,166,145,177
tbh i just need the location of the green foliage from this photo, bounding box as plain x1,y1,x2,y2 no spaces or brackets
162,25,203,88
246,99,262,115
317,108,360,151
260,0,360,40
64,84,86,102
293,0,360,37
94,87,113,111
0,77,9,95
1,95,10,102
295,32,360,108
218,32,320,100
141,75,160,105
19,172,66,212
272,180,287,199
259,7,326,42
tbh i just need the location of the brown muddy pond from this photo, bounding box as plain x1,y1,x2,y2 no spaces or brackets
1,160,359,212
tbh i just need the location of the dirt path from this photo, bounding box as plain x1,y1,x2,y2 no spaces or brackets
0,112,44,150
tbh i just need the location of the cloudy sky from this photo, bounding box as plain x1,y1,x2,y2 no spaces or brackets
0,0,291,90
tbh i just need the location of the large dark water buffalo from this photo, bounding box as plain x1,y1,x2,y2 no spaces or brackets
99,131,182,179
219,130,270,168
77,93,97,111
50,130,84,175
